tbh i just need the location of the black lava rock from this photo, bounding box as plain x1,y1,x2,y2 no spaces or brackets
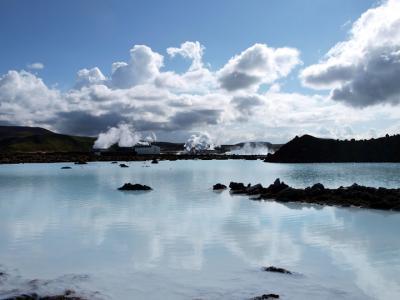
213,183,227,190
263,266,292,274
229,182,247,192
118,183,152,191
251,294,280,299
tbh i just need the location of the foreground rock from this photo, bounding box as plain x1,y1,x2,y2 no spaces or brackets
151,159,159,164
213,183,227,190
3,290,84,300
118,183,152,191
263,266,292,274
251,294,280,299
60,166,72,169
224,178,400,211
119,163,129,168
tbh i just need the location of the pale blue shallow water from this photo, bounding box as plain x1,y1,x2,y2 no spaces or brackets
0,161,399,299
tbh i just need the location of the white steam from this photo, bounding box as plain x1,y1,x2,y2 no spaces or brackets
184,133,215,153
144,132,157,144
93,123,141,149
228,142,269,155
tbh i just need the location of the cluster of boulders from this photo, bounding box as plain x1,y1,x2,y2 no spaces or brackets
214,178,400,211
118,183,152,191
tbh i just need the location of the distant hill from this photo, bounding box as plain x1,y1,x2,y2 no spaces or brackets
0,126,95,152
265,134,400,163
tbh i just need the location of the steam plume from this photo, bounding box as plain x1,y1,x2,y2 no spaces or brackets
228,142,269,155
93,123,141,149
184,133,215,153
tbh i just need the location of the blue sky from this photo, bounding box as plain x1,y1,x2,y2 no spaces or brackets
0,0,375,89
1,0,400,144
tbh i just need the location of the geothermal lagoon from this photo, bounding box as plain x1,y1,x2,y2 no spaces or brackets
0,161,400,299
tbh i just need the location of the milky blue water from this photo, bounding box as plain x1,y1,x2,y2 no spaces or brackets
0,161,399,300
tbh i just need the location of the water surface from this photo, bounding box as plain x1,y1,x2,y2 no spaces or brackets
0,161,399,299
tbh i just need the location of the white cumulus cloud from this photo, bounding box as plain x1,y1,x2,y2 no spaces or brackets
300,0,400,107
217,43,301,92
110,45,164,89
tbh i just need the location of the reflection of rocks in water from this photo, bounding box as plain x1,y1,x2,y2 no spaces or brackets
0,269,99,300
279,201,323,211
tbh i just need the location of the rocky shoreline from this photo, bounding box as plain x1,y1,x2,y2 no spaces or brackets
215,179,400,211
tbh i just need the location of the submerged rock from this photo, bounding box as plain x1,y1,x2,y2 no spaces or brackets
60,166,72,169
251,294,280,299
213,183,227,190
119,163,129,168
263,266,292,274
118,183,152,191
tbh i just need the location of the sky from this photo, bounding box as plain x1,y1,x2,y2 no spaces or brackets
1,0,400,144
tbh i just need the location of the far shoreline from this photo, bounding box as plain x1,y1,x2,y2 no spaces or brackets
0,152,268,164
3,152,400,164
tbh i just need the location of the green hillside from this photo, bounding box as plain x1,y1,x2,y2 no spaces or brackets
0,126,95,152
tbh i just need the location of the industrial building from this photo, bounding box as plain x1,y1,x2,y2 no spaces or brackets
134,144,160,155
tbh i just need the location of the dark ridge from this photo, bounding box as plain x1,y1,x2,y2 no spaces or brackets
265,134,400,163
0,126,95,153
